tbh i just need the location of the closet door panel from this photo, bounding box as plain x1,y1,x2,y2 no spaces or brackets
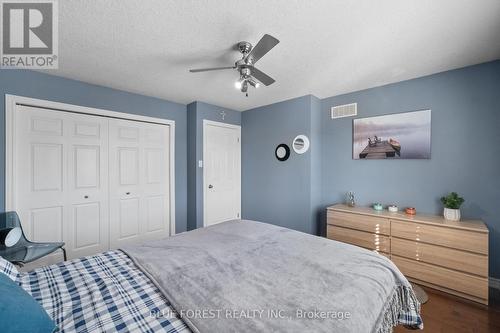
74,145,100,188
109,119,171,248
16,107,67,243
109,119,143,248
73,202,101,249
119,198,141,238
30,206,64,242
31,143,63,191
65,112,109,259
146,196,165,233
145,149,163,184
119,148,140,185
15,106,109,261
141,123,170,239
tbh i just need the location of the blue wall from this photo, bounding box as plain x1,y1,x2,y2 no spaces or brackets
242,95,320,234
0,69,189,233
320,60,500,277
186,101,241,230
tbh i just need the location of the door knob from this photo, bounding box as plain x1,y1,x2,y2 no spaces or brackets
84,195,89,199
208,185,213,189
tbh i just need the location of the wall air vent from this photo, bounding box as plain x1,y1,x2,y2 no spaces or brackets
331,103,357,119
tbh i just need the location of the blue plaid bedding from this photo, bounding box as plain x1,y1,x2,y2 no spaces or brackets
399,310,423,330
16,250,191,333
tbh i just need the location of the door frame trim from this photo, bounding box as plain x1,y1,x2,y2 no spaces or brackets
5,94,176,236
202,119,241,227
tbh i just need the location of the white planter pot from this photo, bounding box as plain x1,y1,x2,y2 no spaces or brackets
444,208,461,221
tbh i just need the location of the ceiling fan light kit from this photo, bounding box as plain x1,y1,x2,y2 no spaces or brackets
189,34,279,97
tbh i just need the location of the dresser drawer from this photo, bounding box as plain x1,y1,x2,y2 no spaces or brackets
391,220,488,254
327,225,390,253
327,211,390,235
391,237,488,277
392,255,488,301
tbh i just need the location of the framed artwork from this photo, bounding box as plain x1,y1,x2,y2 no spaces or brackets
353,110,431,159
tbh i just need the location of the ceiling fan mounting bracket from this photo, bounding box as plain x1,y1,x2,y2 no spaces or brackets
240,67,251,77
237,41,252,55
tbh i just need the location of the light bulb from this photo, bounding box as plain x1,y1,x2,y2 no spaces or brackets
255,82,261,88
235,80,242,89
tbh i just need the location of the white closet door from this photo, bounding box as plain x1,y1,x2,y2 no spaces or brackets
15,106,109,260
109,119,170,248
142,122,171,240
65,112,109,258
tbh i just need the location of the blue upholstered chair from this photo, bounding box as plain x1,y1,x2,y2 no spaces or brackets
0,211,66,265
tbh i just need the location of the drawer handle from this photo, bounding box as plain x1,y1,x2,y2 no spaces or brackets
84,195,89,199
126,192,130,195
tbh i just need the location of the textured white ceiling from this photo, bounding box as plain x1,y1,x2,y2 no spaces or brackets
45,0,500,111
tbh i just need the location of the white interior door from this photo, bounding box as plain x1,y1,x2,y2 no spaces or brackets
203,121,241,226
109,119,171,248
15,106,109,260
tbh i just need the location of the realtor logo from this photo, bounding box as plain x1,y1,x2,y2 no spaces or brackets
1,0,58,68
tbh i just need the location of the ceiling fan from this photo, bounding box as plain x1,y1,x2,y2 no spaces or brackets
189,34,280,96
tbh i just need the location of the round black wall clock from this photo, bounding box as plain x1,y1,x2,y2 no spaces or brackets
275,144,290,161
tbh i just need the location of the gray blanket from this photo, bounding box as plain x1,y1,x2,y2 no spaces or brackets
123,220,420,333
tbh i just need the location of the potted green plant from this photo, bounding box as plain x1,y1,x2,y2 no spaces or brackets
440,192,464,221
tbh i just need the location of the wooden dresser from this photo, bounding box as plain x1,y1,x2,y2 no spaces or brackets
327,204,489,305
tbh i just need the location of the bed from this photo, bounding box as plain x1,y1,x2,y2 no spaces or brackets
1,220,422,332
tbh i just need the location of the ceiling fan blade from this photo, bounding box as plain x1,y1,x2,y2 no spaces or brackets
246,34,279,64
189,66,235,73
250,67,275,86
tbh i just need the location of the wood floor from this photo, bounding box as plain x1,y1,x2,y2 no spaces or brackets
395,286,500,333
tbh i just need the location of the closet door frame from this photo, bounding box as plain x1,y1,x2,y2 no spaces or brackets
5,94,176,237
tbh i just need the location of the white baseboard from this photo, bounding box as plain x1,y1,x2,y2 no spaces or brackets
490,277,500,291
